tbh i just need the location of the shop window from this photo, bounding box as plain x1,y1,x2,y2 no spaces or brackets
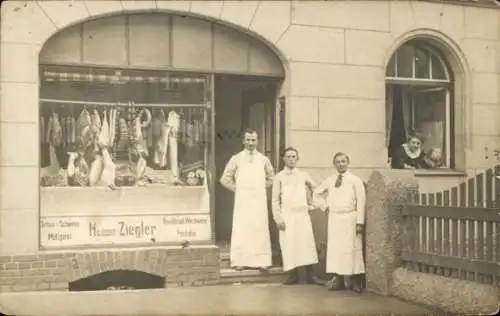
39,64,213,248
385,41,454,170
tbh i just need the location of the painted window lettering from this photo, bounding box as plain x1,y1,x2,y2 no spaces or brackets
40,215,211,247
89,222,116,237
47,232,72,241
119,221,157,238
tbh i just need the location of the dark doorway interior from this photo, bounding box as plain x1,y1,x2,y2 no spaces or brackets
69,270,165,291
213,74,283,265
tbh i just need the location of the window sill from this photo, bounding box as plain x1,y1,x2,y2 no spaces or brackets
414,169,467,177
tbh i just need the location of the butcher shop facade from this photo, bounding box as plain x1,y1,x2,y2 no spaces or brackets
36,11,285,252
1,0,499,292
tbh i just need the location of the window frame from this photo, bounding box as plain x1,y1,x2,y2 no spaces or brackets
38,64,216,249
386,43,451,83
385,41,455,170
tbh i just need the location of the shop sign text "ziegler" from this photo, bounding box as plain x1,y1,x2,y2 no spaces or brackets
40,214,211,248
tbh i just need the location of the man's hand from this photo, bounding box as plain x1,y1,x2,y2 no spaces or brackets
277,221,286,231
224,184,236,193
308,205,316,212
356,224,364,235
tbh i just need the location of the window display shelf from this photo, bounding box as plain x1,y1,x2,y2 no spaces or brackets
40,98,208,108
40,183,210,216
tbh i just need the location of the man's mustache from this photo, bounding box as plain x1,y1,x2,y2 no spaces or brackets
182,129,255,149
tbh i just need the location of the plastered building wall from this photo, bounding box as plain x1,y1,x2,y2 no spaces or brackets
1,0,499,256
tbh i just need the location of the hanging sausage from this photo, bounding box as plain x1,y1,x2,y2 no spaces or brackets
167,110,181,183
46,112,63,170
153,109,166,166
71,115,76,144
98,110,117,189
40,116,45,144
117,115,129,151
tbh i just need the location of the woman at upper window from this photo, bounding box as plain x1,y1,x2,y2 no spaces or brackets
391,133,427,169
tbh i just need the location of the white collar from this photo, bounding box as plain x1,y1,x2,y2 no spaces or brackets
283,167,298,174
402,143,421,158
333,170,349,178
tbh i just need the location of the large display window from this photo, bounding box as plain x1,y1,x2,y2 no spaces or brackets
39,65,213,248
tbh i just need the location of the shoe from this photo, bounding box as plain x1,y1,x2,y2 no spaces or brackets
233,266,245,271
258,266,269,273
352,283,363,294
282,269,298,285
305,266,316,284
107,184,118,191
326,276,343,291
311,276,327,286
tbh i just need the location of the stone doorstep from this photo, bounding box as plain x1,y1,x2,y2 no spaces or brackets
219,249,282,268
219,267,288,285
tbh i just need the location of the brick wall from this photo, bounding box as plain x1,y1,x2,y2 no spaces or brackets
0,246,220,293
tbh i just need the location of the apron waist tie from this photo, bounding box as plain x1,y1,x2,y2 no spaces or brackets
329,209,356,214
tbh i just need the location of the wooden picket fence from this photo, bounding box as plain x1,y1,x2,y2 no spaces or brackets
401,165,500,287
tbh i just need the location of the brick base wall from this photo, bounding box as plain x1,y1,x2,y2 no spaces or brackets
0,246,220,293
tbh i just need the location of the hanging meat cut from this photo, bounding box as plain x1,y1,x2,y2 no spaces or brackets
47,112,63,147
77,108,91,137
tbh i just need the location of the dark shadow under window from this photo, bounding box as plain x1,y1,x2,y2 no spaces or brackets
69,269,165,291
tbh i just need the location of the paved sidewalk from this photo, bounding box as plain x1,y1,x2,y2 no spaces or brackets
0,284,438,316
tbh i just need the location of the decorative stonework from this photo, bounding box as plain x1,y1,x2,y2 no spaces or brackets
0,247,220,292
365,169,419,295
391,267,499,315
423,0,500,8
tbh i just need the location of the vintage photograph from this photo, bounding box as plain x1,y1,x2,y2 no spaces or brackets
0,0,499,315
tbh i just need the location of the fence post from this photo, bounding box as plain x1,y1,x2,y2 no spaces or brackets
365,169,419,296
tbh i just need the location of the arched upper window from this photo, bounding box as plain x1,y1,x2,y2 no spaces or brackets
385,40,455,170
386,43,451,83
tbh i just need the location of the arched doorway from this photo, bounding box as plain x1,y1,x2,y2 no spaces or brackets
385,39,456,170
38,13,285,262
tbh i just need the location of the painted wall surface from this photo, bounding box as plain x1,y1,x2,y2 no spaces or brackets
39,13,284,76
1,0,500,255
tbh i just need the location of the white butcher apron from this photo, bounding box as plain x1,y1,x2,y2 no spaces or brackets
230,155,272,268
326,199,365,275
279,174,318,271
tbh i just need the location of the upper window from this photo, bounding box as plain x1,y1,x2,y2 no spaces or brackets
385,41,454,170
386,43,450,81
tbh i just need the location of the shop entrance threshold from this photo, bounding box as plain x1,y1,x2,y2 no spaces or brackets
218,245,288,285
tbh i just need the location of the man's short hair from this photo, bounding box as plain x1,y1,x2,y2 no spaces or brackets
243,128,258,138
282,146,299,158
333,152,350,163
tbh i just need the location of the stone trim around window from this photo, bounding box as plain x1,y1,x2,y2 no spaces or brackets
414,169,467,177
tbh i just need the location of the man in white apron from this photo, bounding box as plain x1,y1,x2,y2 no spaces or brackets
314,152,366,293
272,147,318,284
220,129,274,271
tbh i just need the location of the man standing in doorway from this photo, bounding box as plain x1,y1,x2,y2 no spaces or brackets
314,152,366,293
272,147,318,284
220,129,274,272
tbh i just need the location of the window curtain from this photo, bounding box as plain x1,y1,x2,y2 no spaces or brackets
385,85,393,148
413,90,447,164
401,88,411,138
420,121,444,152
417,94,446,152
